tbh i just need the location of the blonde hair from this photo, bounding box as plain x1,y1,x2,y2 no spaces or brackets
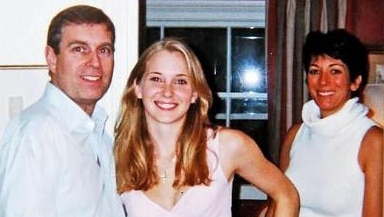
114,38,213,192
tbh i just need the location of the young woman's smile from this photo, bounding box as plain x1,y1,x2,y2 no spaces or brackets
135,50,197,125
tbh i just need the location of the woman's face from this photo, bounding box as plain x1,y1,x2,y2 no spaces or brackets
135,50,197,126
307,55,361,118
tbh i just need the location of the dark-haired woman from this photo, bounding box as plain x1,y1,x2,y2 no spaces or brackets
280,29,383,217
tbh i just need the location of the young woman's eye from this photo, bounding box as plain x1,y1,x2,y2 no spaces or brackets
149,77,162,82
175,79,187,85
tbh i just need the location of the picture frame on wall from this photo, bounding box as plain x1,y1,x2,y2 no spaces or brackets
368,48,384,84
364,47,384,127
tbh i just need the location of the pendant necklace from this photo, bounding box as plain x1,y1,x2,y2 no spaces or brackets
158,156,176,184
159,170,169,183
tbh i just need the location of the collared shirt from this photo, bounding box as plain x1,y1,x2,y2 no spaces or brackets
0,83,125,217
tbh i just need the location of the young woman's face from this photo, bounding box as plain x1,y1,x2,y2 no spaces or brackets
307,55,361,118
135,50,197,126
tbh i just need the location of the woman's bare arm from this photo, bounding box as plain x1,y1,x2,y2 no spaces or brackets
219,128,299,217
359,126,383,217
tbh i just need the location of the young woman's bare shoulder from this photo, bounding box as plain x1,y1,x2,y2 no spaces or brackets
216,127,263,176
216,127,259,157
217,127,253,146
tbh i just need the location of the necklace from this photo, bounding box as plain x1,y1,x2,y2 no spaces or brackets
158,156,176,184
159,170,169,183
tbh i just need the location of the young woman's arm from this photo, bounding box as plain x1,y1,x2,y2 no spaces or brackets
219,128,299,217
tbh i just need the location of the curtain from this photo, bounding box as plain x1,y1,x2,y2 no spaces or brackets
266,0,351,163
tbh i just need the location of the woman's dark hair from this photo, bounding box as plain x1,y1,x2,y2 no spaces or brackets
47,5,115,54
302,29,369,98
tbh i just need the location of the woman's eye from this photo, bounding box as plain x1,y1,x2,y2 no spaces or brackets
308,69,319,75
175,79,187,85
149,77,162,82
330,69,342,75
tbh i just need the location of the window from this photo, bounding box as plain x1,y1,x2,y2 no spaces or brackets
144,0,268,157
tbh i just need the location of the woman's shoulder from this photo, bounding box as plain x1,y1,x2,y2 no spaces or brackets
360,125,383,152
358,125,383,173
214,126,252,144
212,126,259,158
212,125,264,177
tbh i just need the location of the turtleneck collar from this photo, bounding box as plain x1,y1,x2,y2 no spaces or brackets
302,97,369,136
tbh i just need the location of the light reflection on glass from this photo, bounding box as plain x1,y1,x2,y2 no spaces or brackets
241,65,262,89
232,28,265,93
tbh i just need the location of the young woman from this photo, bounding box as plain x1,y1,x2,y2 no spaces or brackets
114,38,299,217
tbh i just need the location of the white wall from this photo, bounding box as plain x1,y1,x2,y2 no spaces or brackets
0,0,138,134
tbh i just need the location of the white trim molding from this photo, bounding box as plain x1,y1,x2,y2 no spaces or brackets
146,0,266,27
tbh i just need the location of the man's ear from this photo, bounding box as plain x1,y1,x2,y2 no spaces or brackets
134,79,142,99
350,75,362,91
45,46,57,74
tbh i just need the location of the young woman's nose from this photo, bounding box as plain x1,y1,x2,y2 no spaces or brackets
162,83,174,97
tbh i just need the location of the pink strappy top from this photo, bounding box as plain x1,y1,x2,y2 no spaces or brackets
120,131,233,217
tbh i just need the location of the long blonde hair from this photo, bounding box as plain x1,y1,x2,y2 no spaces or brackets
114,38,213,192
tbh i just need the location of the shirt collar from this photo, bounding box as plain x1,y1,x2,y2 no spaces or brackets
43,82,108,133
302,97,368,136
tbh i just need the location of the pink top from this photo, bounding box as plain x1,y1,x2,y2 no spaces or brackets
120,131,233,217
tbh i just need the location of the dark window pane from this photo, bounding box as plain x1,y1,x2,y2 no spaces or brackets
231,28,265,92
214,97,226,114
230,120,270,158
164,28,227,92
215,119,226,127
231,98,267,114
143,27,160,51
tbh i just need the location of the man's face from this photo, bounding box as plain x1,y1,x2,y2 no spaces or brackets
45,23,114,115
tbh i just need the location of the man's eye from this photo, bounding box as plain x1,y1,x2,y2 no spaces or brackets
100,47,112,55
73,46,86,53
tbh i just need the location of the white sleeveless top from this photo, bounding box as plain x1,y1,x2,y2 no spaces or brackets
285,98,376,217
120,130,233,217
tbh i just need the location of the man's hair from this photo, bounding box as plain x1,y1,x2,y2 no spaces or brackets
47,5,115,54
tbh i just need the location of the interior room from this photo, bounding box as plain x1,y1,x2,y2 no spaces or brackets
1,0,383,216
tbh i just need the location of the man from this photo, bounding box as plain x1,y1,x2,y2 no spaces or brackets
0,5,124,217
